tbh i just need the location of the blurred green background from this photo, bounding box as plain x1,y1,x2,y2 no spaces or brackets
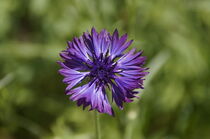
0,0,210,139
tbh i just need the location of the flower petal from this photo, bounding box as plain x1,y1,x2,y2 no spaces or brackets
68,83,114,115
109,30,133,59
59,68,89,90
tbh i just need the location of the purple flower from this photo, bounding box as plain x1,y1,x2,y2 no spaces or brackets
58,28,148,116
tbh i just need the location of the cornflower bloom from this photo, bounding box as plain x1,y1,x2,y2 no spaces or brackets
58,28,148,115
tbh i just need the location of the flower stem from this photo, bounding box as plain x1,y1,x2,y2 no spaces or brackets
95,111,101,139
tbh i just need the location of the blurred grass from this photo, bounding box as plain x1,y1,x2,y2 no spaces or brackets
0,0,210,139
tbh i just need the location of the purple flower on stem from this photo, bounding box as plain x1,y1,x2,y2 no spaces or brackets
58,28,148,116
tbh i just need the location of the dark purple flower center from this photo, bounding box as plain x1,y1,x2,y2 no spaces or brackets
89,59,115,83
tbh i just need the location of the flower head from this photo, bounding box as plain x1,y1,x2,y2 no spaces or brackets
58,28,148,116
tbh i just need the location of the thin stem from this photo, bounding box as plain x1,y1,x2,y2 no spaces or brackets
95,111,101,139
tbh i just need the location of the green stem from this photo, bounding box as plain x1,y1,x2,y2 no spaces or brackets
95,111,101,139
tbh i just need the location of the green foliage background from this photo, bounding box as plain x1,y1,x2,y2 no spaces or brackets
0,0,210,139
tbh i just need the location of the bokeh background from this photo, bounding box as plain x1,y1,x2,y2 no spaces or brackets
0,0,210,139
